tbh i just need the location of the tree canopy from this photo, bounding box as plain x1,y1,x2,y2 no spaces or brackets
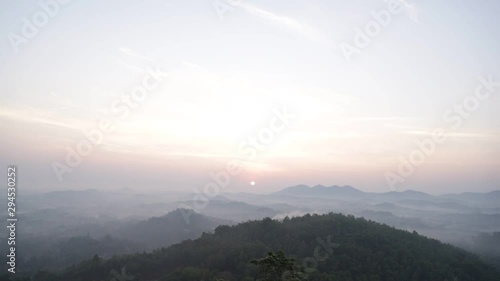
18,213,500,281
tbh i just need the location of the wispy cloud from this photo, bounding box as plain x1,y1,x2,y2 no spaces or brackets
404,130,494,139
0,106,84,131
111,47,156,73
111,56,147,73
353,117,419,122
119,47,155,62
239,3,326,42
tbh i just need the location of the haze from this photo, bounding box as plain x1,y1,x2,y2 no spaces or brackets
1,0,499,194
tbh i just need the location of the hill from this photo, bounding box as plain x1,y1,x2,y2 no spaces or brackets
275,184,364,199
5,209,230,275
115,208,233,250
178,198,278,222
32,213,500,281
274,185,437,202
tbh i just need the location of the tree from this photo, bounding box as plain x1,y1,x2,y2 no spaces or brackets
251,250,306,281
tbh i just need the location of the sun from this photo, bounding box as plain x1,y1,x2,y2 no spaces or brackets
250,181,256,186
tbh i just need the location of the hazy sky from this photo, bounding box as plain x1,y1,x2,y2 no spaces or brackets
1,0,499,194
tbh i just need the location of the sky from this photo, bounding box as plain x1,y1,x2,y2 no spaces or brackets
0,0,499,194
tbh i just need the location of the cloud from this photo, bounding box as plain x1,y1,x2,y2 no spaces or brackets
112,47,156,72
0,106,83,131
404,130,494,139
181,61,219,81
111,56,147,73
239,3,326,42
46,92,91,112
118,47,155,62
353,117,419,122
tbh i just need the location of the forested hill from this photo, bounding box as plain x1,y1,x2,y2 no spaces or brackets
30,213,500,281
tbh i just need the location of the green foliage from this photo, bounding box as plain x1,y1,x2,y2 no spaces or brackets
250,250,306,281
36,213,500,281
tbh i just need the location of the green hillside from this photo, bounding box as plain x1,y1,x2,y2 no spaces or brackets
29,213,500,281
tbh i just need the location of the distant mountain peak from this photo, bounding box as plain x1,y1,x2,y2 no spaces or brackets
276,184,363,198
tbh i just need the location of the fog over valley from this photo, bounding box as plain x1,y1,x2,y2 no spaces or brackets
1,0,499,280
